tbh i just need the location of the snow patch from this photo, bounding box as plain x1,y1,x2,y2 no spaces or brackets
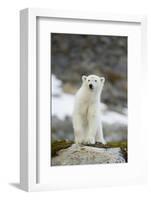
102,111,127,125
52,75,74,119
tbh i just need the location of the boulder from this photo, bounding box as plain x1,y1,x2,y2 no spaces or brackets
51,143,126,166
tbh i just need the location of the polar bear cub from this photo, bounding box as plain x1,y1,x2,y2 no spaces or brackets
72,74,106,145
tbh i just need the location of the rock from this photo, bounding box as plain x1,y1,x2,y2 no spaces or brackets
51,144,126,166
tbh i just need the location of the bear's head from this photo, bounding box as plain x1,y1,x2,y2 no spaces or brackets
82,74,105,92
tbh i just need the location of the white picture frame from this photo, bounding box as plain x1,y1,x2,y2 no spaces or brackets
20,8,147,191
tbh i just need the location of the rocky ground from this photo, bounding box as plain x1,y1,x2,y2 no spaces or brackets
51,140,127,166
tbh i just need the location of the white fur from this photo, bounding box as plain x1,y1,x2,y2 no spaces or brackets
72,75,106,145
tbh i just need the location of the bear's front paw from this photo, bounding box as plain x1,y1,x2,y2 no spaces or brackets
83,136,95,145
75,137,83,145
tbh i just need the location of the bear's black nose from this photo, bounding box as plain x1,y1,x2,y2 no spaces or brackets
89,84,93,89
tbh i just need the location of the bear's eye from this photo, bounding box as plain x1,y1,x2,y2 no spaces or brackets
95,80,97,82
88,80,90,82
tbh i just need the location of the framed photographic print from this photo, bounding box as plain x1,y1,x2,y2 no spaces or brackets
20,8,147,191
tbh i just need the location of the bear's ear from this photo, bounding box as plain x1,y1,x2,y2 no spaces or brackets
82,75,87,82
100,77,105,84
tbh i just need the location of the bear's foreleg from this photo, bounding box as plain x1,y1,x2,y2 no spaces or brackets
96,123,106,144
73,115,85,144
83,116,98,144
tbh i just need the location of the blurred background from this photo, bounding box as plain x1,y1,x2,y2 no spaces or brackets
51,33,127,143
